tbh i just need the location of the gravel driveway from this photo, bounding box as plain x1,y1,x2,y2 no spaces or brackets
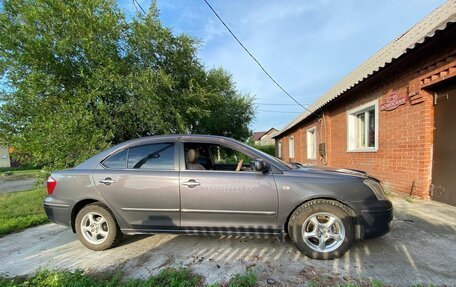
0,194,455,286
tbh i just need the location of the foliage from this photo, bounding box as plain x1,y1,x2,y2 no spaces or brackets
1,168,42,180
0,188,48,236
0,267,438,287
252,144,275,156
0,163,42,172
370,279,384,287
226,269,257,287
0,0,255,170
2,170,13,176
0,268,201,287
142,267,202,287
0,269,121,287
0,268,260,287
245,137,277,156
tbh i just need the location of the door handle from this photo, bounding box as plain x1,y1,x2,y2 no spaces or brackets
99,177,116,185
182,179,201,188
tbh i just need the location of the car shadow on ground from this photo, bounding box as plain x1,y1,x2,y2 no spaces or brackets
117,234,152,247
0,195,455,286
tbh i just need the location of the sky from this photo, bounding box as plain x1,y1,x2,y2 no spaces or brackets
118,0,446,132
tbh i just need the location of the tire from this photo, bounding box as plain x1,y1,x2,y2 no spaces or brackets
75,203,122,251
288,199,354,260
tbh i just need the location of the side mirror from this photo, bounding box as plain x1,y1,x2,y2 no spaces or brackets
252,159,269,173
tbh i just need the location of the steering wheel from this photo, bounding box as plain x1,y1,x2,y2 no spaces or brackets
235,159,244,171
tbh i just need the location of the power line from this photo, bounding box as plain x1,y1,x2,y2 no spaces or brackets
131,0,309,114
257,109,301,114
132,0,146,14
202,0,312,113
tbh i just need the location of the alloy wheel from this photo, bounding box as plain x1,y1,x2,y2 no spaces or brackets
301,212,345,253
80,212,109,245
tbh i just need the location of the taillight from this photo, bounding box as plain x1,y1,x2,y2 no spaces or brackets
47,176,57,195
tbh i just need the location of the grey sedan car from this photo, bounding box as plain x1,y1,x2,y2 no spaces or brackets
44,135,392,260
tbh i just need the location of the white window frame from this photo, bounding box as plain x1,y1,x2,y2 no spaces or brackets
289,136,294,158
346,99,379,152
278,141,282,158
306,127,317,159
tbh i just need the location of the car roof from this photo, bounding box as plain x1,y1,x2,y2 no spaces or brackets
131,134,235,141
74,134,242,169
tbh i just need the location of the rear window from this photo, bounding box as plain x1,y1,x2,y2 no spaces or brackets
102,149,127,169
127,143,174,170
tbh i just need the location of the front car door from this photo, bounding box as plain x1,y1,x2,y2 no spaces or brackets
178,137,279,233
93,140,180,231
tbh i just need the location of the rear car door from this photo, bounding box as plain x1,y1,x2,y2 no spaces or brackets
93,141,180,230
179,139,279,232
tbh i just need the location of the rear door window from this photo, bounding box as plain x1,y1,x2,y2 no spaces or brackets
127,143,175,170
102,149,127,169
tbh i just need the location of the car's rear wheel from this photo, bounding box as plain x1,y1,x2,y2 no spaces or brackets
75,203,122,251
288,199,354,260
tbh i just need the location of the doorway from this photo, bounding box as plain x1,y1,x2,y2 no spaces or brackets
431,77,456,206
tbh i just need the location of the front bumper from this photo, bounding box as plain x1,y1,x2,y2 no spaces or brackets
43,197,71,227
357,199,393,239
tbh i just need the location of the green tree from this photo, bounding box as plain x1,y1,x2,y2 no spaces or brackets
190,68,254,139
0,0,255,169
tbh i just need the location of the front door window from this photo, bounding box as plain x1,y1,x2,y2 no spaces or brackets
184,143,254,172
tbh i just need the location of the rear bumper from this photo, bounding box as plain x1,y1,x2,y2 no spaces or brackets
43,197,71,227
358,199,393,239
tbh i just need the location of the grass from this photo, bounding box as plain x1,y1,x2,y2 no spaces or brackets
0,268,252,287
0,268,440,287
127,267,203,287
225,269,256,287
0,187,48,236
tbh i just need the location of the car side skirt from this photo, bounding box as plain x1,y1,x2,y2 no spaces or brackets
121,228,284,237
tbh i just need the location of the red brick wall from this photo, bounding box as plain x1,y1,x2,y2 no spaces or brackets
275,33,456,198
324,83,434,198
279,119,321,165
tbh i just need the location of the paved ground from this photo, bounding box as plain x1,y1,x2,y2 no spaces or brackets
0,179,36,194
0,194,455,286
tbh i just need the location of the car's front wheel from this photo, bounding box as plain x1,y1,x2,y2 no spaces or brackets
288,199,354,260
75,203,122,251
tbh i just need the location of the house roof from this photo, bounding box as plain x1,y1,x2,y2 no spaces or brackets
251,127,278,141
252,131,267,141
275,0,456,138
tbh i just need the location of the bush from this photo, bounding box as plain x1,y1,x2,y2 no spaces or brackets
252,145,276,156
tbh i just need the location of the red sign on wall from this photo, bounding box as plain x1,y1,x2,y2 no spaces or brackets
380,92,408,111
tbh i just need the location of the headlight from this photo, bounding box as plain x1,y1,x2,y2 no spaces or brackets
364,178,386,200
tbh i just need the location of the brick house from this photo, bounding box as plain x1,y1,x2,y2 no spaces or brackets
274,1,456,206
